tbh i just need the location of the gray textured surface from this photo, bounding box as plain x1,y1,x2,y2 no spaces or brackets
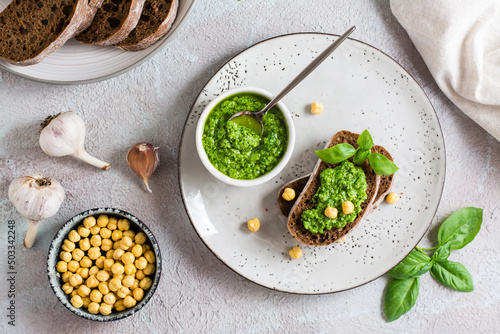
0,0,499,333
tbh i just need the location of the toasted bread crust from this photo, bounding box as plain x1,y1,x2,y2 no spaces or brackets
286,131,381,246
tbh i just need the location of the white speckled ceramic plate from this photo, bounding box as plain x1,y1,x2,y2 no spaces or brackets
179,33,445,294
0,0,196,84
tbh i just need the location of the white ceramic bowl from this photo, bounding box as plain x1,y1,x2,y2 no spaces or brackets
195,87,295,187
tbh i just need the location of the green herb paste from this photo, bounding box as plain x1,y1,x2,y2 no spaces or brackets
302,161,368,234
202,93,288,180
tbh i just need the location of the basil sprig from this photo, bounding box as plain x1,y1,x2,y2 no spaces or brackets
314,129,398,175
384,207,483,322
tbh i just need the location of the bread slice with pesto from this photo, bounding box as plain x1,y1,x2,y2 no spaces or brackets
278,145,394,217
286,130,381,246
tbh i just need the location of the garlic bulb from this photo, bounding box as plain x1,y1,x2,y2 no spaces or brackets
8,174,65,248
126,143,160,193
39,112,111,170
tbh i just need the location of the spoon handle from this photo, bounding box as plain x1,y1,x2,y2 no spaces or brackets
261,26,356,114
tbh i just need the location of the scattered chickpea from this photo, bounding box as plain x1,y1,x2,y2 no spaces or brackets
342,201,355,215
310,102,323,115
324,206,338,219
289,246,303,259
99,303,113,315
88,302,99,314
68,230,81,243
56,261,68,273
247,218,260,232
337,237,347,243
97,215,109,228
60,251,72,263
118,219,130,231
386,192,400,204
62,239,75,252
282,188,296,201
71,295,84,308
83,216,96,229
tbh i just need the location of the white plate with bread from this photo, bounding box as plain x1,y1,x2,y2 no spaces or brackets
0,0,196,84
179,32,446,294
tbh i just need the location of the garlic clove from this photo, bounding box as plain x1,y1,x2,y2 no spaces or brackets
39,111,111,170
126,143,160,193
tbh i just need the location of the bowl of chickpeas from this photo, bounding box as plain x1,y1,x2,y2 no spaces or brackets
47,208,161,321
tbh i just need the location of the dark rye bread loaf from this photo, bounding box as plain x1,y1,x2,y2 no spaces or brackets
0,0,103,66
287,131,381,246
114,0,178,51
278,145,395,217
76,0,146,46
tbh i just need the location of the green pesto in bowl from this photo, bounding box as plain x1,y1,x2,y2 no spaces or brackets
201,93,288,180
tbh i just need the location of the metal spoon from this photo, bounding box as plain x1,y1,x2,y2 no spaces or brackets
228,26,356,135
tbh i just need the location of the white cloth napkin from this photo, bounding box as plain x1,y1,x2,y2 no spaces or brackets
390,0,500,141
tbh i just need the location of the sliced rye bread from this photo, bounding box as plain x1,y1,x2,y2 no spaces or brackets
287,130,381,246
0,0,104,66
75,0,146,47
114,0,178,51
278,145,395,217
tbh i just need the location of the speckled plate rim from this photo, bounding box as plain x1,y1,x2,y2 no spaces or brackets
177,32,446,295
47,208,162,321
0,0,197,86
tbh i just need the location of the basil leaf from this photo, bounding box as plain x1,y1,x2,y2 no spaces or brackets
431,244,451,263
368,153,399,175
384,277,420,322
430,260,474,292
353,148,370,165
437,207,483,250
388,250,433,279
315,143,356,164
357,129,374,150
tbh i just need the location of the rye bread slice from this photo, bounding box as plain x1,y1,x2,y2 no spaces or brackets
114,0,178,51
278,145,395,217
0,0,104,66
76,0,146,46
287,130,381,246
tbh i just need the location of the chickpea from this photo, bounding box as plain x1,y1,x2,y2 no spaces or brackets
77,226,90,238
386,192,400,204
103,293,116,305
120,236,133,250
68,230,81,243
123,230,135,239
95,256,106,269
122,275,135,288
114,299,126,312
71,290,79,298
113,241,121,250
89,225,101,235
56,261,68,273
113,249,125,261
76,268,89,280
106,250,115,260
90,289,103,303
97,215,109,227
324,206,338,219
123,296,136,309
342,201,355,214
69,274,83,287
143,245,151,252
133,288,144,302
86,275,99,289
310,102,323,115
113,274,124,281
61,239,75,252
90,235,102,247
100,227,111,239
282,187,296,201
139,277,152,290
71,295,84,308
121,252,135,265
96,270,110,282
136,270,146,280
60,251,72,263
101,239,113,252
124,263,137,276
117,286,130,299
80,256,92,268
99,303,113,315
83,216,96,229
89,266,99,276
111,263,125,275
143,263,156,276
117,219,130,231
61,271,72,283
135,257,148,270
134,232,147,245
130,279,140,291
247,218,260,232
79,238,91,251
62,282,74,294
131,244,143,258
107,218,118,231
82,297,91,308
98,282,110,295
109,278,122,292
72,248,85,262
111,230,123,242
145,250,156,263
289,246,303,259
103,258,115,271
88,302,99,314
88,247,101,260
78,285,91,297
67,260,79,272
